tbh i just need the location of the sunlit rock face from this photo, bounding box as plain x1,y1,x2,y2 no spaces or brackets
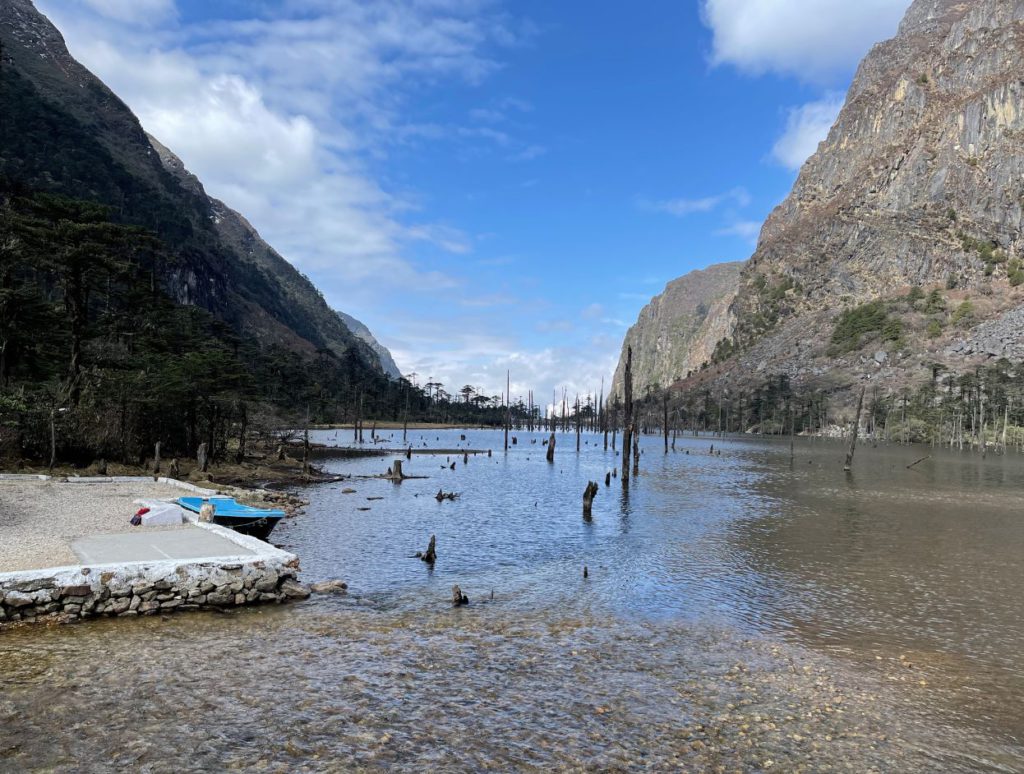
611,262,743,399
622,0,1024,406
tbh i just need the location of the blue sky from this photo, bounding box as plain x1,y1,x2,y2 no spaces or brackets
38,0,912,405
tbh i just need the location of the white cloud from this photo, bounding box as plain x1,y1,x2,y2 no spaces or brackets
79,0,175,26
716,220,763,243
702,0,912,82
641,187,750,217
771,93,844,170
35,0,526,289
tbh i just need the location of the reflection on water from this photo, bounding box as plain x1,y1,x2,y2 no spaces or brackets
2,428,1023,771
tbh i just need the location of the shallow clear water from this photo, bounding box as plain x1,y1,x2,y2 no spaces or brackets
3,428,1024,772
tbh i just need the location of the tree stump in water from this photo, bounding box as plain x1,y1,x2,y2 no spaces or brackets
583,481,599,519
416,535,436,564
463,452,468,465
451,585,468,606
390,460,406,480
605,471,611,486
406,446,413,460
546,433,556,463
197,442,209,473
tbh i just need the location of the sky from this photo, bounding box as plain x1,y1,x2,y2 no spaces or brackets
36,0,913,406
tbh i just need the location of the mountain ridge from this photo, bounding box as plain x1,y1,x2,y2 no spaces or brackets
617,0,1024,411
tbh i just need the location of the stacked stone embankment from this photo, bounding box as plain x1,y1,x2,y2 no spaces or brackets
0,558,310,624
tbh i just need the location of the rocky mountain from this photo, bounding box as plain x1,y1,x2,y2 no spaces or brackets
335,311,402,380
611,262,742,399
624,0,1024,410
0,0,387,374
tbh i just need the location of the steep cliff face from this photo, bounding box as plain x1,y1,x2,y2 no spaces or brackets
630,0,1024,405
335,311,402,380
0,0,386,373
733,0,1024,339
611,262,743,398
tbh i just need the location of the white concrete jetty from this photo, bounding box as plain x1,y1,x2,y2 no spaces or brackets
0,476,308,625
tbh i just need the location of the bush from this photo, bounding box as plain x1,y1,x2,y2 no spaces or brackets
927,319,943,338
924,289,946,313
881,317,903,343
905,286,925,308
952,300,974,326
830,301,890,353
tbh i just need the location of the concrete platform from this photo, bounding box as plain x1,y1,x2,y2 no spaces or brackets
72,527,255,565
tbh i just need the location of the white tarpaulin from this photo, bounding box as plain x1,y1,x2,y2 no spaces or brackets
132,499,186,526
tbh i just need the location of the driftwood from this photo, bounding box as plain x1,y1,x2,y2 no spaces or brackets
416,535,436,564
451,585,468,606
546,433,556,463
906,454,931,470
435,489,459,501
583,481,599,519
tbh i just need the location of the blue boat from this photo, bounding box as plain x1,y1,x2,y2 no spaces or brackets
177,497,285,541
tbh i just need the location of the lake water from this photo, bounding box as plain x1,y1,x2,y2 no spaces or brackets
2,428,1023,772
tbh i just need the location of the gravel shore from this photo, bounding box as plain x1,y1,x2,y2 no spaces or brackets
0,481,191,573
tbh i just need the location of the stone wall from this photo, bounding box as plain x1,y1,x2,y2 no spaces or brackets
0,557,310,625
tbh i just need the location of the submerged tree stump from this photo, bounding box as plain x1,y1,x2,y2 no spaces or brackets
546,433,556,463
390,459,406,481
605,471,611,486
416,535,437,564
583,481,599,519
451,584,468,606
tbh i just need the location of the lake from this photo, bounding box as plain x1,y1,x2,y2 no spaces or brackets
2,428,1022,772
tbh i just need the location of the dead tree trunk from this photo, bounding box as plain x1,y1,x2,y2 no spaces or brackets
632,422,640,477
197,441,209,473
153,441,161,476
546,433,556,462
622,347,633,484
844,386,865,472
583,481,599,520
663,391,669,454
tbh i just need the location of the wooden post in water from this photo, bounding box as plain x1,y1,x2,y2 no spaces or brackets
663,391,669,454
632,422,640,477
622,347,633,485
582,481,598,520
504,371,510,452
844,386,865,472
576,394,581,452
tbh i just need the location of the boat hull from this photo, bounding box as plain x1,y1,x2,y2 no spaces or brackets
211,514,283,541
